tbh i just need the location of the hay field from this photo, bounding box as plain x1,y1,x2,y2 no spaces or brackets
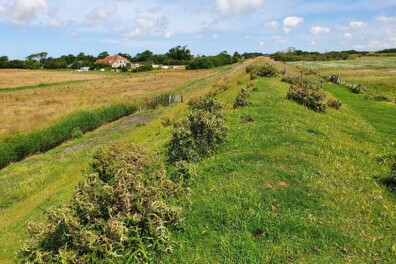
0,69,217,139
0,69,105,89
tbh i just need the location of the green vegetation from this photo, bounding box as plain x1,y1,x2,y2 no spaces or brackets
1,59,395,263
0,104,137,169
19,144,184,263
166,98,228,163
233,88,251,108
272,48,367,62
287,84,327,112
186,51,238,70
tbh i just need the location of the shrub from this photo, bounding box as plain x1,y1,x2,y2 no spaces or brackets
19,144,184,263
170,160,197,186
161,117,172,127
287,84,327,112
256,64,278,77
327,98,342,110
247,63,278,79
132,64,153,72
234,88,251,108
374,94,390,102
0,104,137,169
167,98,228,163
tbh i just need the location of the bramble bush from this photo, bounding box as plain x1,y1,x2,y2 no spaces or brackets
234,88,251,108
247,63,278,80
287,84,327,112
166,98,228,163
327,98,342,110
19,144,184,263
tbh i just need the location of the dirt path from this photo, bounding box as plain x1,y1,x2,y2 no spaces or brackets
61,114,151,154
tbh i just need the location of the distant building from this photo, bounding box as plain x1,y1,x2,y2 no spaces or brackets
95,55,131,68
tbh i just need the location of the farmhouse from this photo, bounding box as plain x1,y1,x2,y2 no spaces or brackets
95,55,132,68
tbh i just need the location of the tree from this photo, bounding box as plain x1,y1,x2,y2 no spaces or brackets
97,51,109,59
166,45,192,61
0,56,8,68
134,50,153,62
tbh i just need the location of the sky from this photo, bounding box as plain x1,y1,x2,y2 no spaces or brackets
0,0,395,59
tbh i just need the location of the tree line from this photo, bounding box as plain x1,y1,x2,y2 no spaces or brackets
0,46,256,70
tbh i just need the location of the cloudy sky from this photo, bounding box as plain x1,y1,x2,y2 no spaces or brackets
0,0,395,59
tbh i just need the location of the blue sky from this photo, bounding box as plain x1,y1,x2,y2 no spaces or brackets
0,0,395,59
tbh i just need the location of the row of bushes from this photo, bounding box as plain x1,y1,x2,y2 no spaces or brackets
186,52,238,70
0,104,137,169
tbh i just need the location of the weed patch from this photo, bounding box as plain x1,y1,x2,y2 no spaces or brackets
287,84,327,112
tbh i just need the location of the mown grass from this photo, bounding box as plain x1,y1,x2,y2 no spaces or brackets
168,76,396,262
0,104,137,169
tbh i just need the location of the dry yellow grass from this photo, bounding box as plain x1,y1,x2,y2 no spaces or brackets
0,69,217,139
0,69,106,89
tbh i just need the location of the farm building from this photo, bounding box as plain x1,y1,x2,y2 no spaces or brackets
95,55,132,68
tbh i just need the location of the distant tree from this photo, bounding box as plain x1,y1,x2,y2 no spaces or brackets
23,60,41,69
26,52,48,61
0,56,8,68
117,53,133,61
166,45,192,61
232,51,242,63
134,50,154,62
60,54,76,65
43,57,67,69
97,51,109,59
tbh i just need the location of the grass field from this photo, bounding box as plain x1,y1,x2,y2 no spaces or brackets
0,58,395,263
288,56,396,99
0,69,217,139
0,69,105,89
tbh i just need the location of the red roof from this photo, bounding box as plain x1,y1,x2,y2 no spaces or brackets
95,55,129,65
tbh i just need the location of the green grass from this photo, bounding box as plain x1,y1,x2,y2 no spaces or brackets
288,56,396,70
0,104,137,169
168,77,396,262
1,60,395,263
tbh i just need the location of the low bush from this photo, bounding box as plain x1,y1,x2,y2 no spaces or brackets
132,64,153,72
374,94,390,102
234,88,251,108
287,84,327,112
256,64,278,77
0,104,137,169
170,160,197,186
327,98,342,110
19,144,184,263
166,98,228,163
247,63,278,80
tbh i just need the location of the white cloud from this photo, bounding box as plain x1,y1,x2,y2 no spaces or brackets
310,26,330,35
86,4,118,26
164,31,174,38
343,32,352,39
349,21,366,29
265,21,278,30
283,16,304,34
377,16,396,23
216,0,264,16
212,33,219,39
6,0,49,26
339,21,366,30
123,15,169,39
0,5,5,15
259,41,265,46
311,41,316,46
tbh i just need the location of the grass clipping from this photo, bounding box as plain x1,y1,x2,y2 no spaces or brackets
18,144,184,263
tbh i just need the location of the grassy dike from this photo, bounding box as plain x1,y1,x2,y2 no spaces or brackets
167,77,395,262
